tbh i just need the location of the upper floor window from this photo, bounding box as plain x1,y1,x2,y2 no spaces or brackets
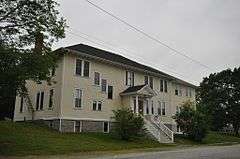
48,89,54,108
20,97,24,113
160,80,164,92
75,59,82,75
149,77,153,89
175,89,179,96
94,72,100,85
75,59,90,77
144,76,149,85
74,89,82,108
108,85,113,99
164,80,168,93
101,79,107,92
151,101,154,115
126,71,134,86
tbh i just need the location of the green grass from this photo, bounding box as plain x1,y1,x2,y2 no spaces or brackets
0,121,172,156
1,121,240,156
175,132,240,145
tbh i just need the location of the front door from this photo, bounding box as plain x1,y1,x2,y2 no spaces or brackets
138,100,144,115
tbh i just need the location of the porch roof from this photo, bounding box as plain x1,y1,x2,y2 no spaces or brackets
120,84,157,97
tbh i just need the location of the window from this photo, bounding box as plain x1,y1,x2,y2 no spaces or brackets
74,121,82,133
108,85,113,99
49,89,54,108
189,89,192,97
144,76,149,85
149,77,153,89
103,121,109,133
40,92,44,110
101,79,107,92
160,80,164,92
158,101,161,115
75,59,90,77
20,97,24,113
146,100,149,114
162,102,166,115
83,61,90,77
151,101,154,114
175,89,179,96
75,59,82,75
74,89,82,108
126,71,134,86
36,92,40,110
93,101,102,111
164,80,168,92
94,72,100,85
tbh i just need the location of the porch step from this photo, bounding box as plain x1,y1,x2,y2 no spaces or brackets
143,116,174,143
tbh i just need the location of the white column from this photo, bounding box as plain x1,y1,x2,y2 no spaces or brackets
136,95,139,115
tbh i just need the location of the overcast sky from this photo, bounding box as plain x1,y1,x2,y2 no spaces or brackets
53,0,240,85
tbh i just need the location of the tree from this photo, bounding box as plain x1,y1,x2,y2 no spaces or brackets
0,0,67,119
112,107,145,140
198,67,240,135
175,101,208,142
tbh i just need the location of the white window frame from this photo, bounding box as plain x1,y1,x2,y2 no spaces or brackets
103,121,109,133
101,79,107,92
75,58,90,77
74,121,82,133
126,71,134,86
93,101,102,111
74,89,83,108
94,72,100,86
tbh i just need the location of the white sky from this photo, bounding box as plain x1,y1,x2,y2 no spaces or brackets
53,0,240,85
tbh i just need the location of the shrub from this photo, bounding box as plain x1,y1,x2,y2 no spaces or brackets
112,107,145,140
175,101,208,142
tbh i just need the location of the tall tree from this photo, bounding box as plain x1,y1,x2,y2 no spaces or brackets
0,0,67,119
198,67,240,135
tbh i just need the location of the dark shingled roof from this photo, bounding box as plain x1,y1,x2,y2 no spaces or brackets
120,84,146,94
63,43,197,88
65,44,170,76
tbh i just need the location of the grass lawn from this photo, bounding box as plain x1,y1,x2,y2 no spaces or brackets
1,121,240,156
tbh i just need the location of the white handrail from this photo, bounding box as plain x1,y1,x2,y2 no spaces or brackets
150,116,174,143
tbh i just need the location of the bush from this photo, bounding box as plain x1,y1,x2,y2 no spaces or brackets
112,107,145,140
175,101,208,142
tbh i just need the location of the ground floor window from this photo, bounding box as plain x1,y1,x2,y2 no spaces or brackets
49,121,53,128
74,121,82,133
103,121,109,133
177,125,181,133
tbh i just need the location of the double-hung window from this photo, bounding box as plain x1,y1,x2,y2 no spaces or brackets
149,77,153,89
126,71,134,86
20,97,24,113
158,101,161,115
144,76,149,85
101,79,107,92
94,72,100,85
160,80,164,92
74,89,82,108
93,101,102,111
75,59,90,77
151,101,154,115
108,85,113,99
48,89,54,108
36,91,44,110
162,102,166,115
103,122,109,133
164,80,168,92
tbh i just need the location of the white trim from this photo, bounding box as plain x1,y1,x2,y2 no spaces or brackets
74,121,82,133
